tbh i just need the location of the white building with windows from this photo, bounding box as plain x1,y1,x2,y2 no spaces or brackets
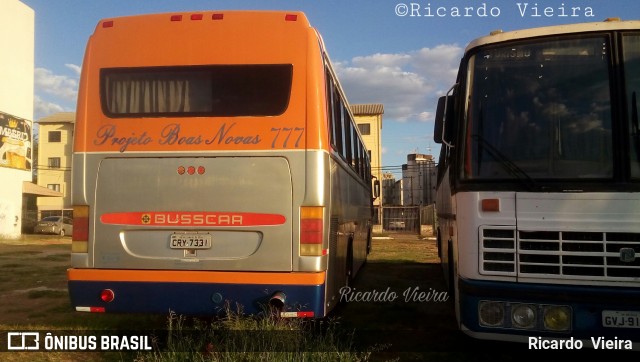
36,112,75,219
0,0,34,238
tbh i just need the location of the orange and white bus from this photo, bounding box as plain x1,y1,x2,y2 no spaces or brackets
68,10,377,318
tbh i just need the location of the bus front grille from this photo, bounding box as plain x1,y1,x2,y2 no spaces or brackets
480,226,640,281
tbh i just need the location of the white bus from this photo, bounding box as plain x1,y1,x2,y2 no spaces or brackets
434,18,640,348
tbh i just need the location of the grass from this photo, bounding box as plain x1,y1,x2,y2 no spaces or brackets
134,305,378,362
0,237,380,361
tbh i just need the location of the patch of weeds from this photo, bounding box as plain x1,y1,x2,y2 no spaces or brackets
28,289,68,299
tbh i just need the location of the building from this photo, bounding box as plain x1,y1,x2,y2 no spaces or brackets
402,153,437,206
381,172,397,206
36,112,75,219
0,0,35,238
350,104,383,206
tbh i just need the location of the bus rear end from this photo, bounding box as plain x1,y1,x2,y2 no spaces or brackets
69,11,331,318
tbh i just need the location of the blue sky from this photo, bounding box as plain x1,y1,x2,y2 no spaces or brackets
19,0,638,178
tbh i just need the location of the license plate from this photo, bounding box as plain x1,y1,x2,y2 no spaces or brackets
602,310,640,328
169,233,212,249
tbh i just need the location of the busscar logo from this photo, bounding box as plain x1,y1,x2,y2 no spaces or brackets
7,332,39,350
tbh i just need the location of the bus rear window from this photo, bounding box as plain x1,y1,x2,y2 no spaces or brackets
101,64,292,117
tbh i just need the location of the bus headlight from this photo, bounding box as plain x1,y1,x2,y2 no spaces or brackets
511,304,536,329
478,301,505,327
543,305,572,331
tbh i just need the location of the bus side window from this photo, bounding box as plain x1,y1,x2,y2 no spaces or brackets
326,70,336,150
343,106,353,164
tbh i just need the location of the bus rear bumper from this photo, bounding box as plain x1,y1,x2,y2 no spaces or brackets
458,278,640,349
67,268,326,318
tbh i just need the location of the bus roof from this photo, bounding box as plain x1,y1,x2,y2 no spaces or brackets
87,10,316,68
465,18,640,52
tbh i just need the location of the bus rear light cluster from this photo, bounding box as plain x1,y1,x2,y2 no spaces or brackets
478,300,571,332
177,166,206,175
300,206,325,256
72,205,90,253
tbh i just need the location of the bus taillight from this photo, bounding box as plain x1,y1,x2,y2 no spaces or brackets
285,14,298,21
100,289,115,303
72,205,89,253
300,206,324,256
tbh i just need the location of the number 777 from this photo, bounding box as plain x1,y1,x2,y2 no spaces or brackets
270,127,304,148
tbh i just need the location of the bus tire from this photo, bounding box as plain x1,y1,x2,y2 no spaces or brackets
447,240,455,297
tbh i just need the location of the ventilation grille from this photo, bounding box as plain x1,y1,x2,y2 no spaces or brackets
480,226,640,281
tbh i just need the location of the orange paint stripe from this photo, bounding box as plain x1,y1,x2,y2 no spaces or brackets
68,268,325,286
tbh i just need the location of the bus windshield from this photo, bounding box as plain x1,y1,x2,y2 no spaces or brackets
462,36,613,180
102,64,293,117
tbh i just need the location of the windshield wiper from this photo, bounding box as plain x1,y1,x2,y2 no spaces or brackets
471,134,538,190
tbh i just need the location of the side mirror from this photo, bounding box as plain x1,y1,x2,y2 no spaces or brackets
433,85,457,148
433,96,447,144
373,178,380,199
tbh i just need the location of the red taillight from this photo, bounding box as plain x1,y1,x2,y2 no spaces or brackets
100,289,115,303
300,219,322,244
177,166,186,175
212,13,224,20
285,14,298,21
300,207,324,256
191,14,203,20
102,20,114,28
197,166,205,175
170,15,183,21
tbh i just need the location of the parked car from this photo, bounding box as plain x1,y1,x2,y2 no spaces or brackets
33,216,73,237
389,220,406,230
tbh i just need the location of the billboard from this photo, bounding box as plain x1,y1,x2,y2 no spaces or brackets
0,111,32,171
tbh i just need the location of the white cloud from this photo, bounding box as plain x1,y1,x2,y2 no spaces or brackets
65,63,82,76
33,66,80,120
35,67,79,102
34,95,66,120
335,44,463,123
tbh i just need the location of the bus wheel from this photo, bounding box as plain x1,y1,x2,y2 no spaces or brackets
447,241,455,297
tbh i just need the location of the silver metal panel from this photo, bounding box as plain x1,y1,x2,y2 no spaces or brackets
92,156,293,271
